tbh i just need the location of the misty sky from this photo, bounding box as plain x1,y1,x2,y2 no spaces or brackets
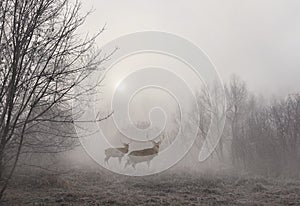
79,0,300,97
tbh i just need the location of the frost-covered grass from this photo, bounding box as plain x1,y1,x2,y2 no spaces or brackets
3,169,300,205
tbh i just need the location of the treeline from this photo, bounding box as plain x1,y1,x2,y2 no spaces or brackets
198,75,300,177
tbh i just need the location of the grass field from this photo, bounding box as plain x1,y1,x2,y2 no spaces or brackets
2,169,300,206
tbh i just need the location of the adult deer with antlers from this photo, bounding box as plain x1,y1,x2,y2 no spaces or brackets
104,142,130,164
125,138,163,168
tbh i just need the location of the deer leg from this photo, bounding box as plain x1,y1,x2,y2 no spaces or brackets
124,160,130,168
147,160,150,168
104,156,109,165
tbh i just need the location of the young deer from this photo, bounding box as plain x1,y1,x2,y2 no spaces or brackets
104,142,130,164
125,140,162,168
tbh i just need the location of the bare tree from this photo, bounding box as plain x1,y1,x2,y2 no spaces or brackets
268,94,300,176
225,75,248,169
0,0,112,199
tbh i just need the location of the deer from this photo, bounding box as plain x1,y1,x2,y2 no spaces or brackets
104,142,130,164
124,139,163,168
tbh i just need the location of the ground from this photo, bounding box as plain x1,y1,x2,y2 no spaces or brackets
2,169,300,206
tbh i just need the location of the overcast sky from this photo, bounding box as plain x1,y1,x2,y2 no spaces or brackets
79,0,300,97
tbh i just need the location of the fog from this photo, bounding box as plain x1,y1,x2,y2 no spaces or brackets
2,0,300,204
79,0,300,97
60,0,300,175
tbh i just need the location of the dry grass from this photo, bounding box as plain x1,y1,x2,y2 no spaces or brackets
2,169,300,206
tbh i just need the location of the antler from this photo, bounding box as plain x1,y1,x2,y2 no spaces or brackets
120,139,131,145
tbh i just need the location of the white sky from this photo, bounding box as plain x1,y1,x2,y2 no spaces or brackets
79,0,300,97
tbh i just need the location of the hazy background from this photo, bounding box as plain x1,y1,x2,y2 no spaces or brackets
79,0,300,97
